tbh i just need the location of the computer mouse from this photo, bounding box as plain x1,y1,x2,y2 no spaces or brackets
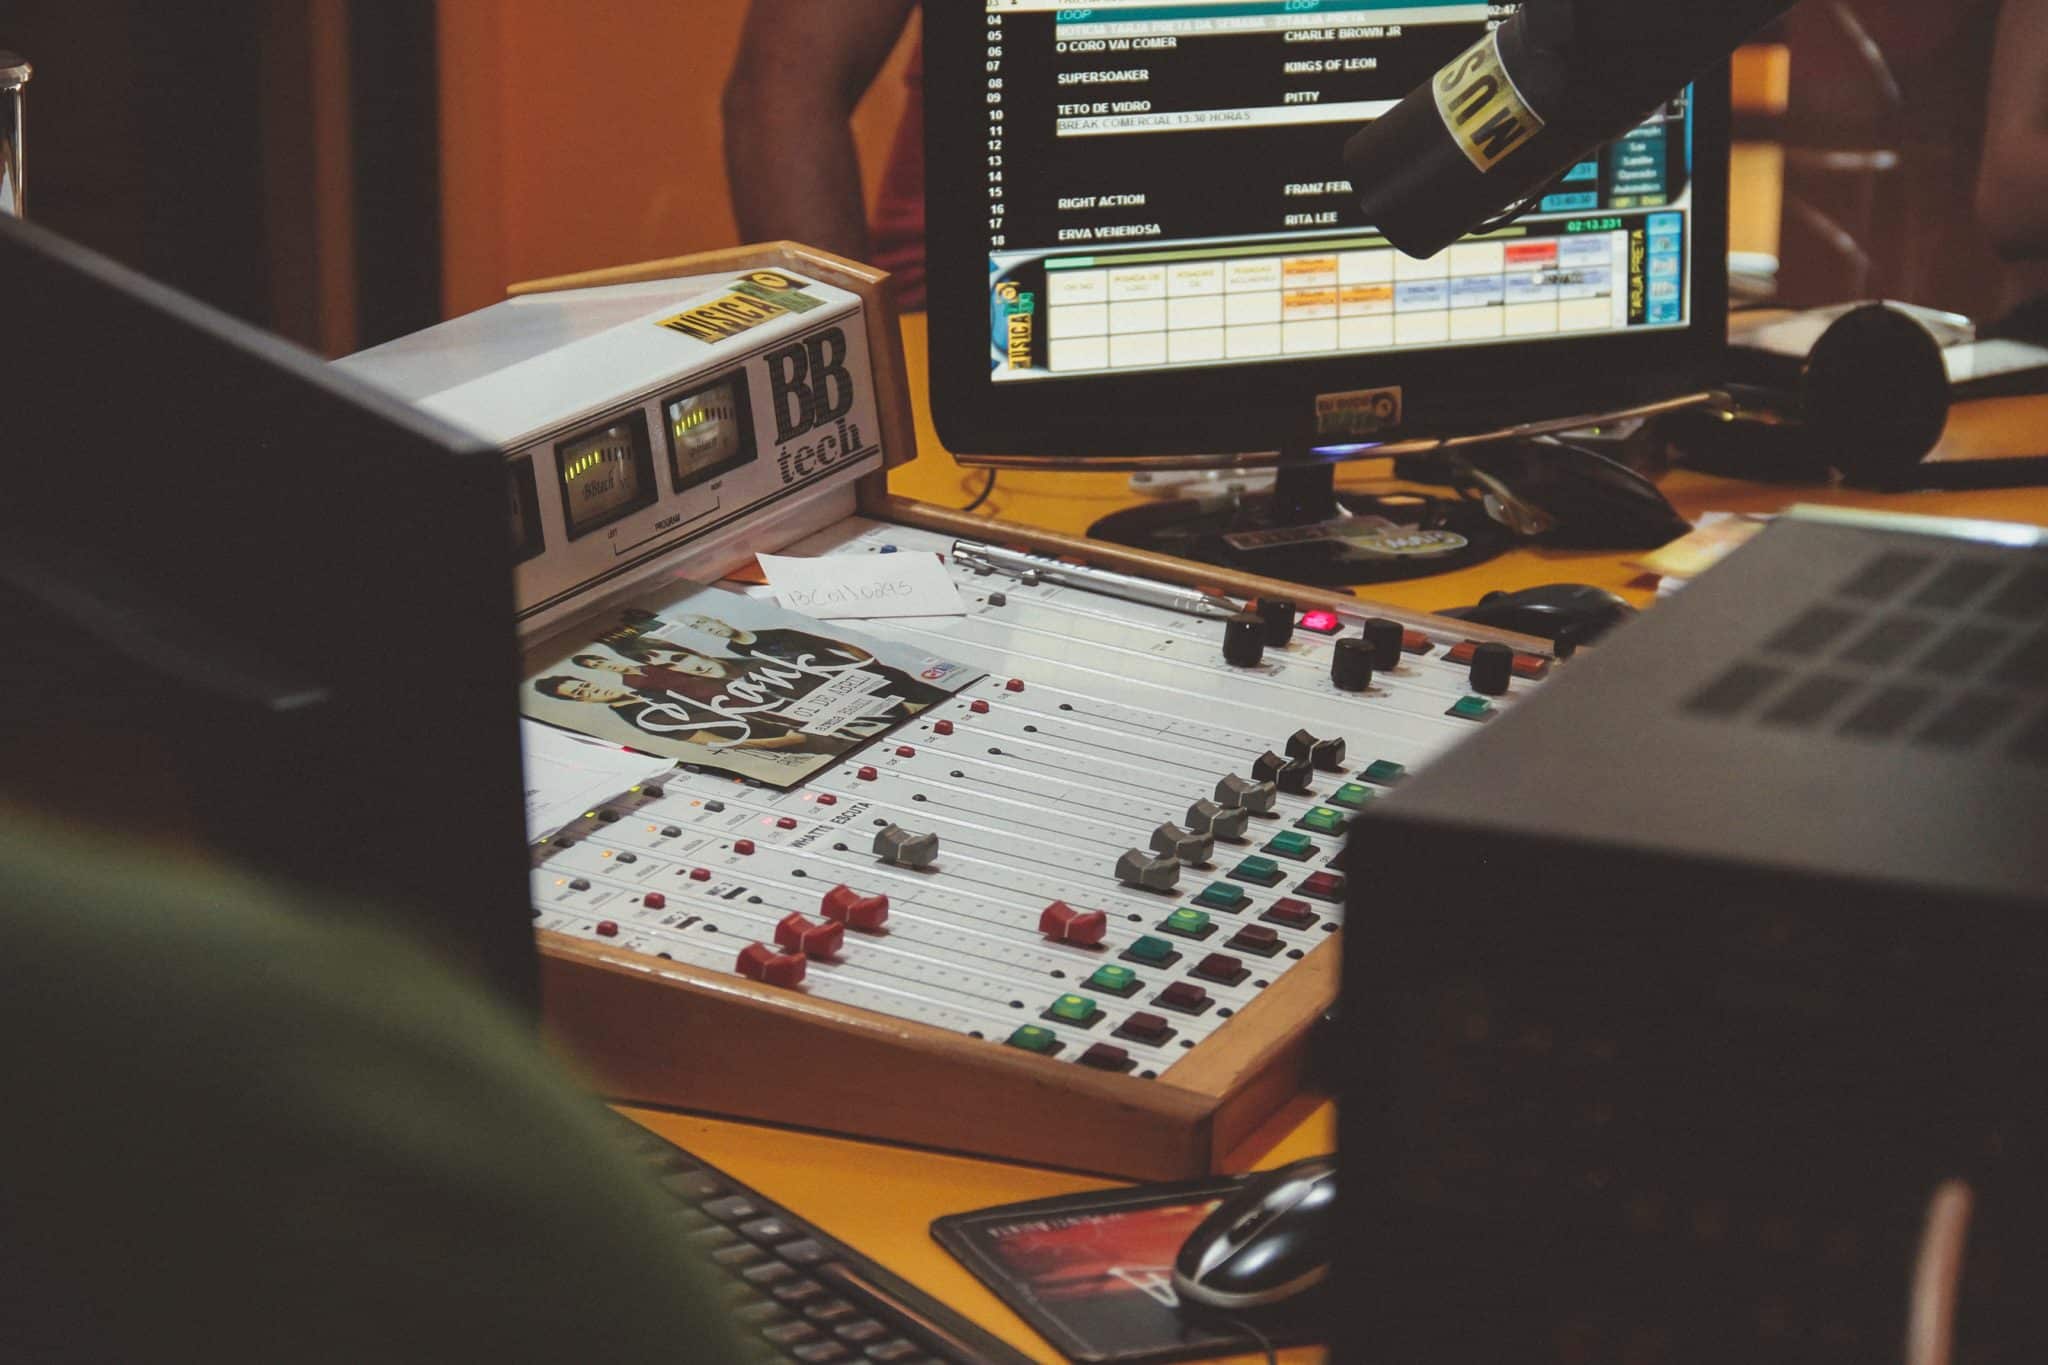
1173,1155,1337,1312
1440,582,1638,652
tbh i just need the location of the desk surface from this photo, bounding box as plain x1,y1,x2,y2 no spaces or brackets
624,315,2048,1365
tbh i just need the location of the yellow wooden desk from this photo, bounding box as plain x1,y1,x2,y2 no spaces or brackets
626,316,2048,1365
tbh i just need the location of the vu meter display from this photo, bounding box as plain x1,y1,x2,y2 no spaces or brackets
555,413,656,540
664,372,757,492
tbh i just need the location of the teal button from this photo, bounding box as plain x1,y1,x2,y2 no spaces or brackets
1329,782,1375,810
1194,882,1247,911
1449,696,1494,721
1265,830,1316,859
1126,934,1176,964
1006,1025,1057,1053
1231,856,1282,884
1088,964,1139,993
1361,760,1407,785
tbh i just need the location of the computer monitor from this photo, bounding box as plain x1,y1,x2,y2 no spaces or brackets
926,1,1729,579
0,215,537,1011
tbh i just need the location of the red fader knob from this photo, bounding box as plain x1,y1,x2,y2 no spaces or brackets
774,912,845,958
820,883,891,931
1039,901,1108,947
736,942,807,988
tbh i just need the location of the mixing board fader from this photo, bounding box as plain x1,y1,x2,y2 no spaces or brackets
530,520,1552,1155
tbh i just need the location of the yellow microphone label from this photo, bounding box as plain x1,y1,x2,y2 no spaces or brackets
1432,28,1544,173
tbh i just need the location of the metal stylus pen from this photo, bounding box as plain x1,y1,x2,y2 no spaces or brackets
950,539,1244,621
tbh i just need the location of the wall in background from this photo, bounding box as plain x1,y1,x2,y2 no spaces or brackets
437,2,915,320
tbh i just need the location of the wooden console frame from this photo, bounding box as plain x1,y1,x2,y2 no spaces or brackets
513,245,1547,1179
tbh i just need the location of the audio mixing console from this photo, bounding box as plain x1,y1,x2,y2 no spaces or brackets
341,243,1559,1178
529,521,1553,1172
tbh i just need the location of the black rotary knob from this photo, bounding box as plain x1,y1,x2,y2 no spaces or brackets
1470,641,1514,696
1362,617,1405,671
1224,613,1267,667
1332,638,1374,692
1256,598,1297,647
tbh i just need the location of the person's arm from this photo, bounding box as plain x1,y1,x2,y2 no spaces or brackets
1977,0,2048,258
722,0,918,257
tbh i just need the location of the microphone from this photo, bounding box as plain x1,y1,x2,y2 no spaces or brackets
1343,0,1800,259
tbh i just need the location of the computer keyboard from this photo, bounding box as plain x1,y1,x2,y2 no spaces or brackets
610,1113,1039,1364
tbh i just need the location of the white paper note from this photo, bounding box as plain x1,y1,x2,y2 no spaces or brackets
756,551,966,620
520,720,677,841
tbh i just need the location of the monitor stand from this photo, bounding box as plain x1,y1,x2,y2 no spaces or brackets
1086,450,1513,588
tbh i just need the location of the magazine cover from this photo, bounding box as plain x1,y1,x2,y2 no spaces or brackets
522,581,979,787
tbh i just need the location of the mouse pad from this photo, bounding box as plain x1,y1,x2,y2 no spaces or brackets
931,1178,1328,1362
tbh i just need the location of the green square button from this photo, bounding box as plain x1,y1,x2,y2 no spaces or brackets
1298,807,1346,835
1329,782,1375,810
1006,1025,1057,1053
1126,934,1177,964
1049,993,1099,1023
1194,882,1247,911
1230,856,1283,885
1264,830,1317,860
1449,696,1494,721
1088,964,1140,993
1361,760,1407,785
1163,908,1212,937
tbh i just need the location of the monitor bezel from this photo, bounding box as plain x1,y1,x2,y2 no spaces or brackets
925,4,1731,457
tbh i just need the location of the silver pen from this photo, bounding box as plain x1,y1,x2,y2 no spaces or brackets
950,539,1244,621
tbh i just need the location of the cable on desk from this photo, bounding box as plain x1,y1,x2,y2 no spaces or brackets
962,469,997,513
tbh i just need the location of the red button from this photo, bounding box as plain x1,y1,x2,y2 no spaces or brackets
816,793,837,806
1156,981,1211,1012
970,699,991,714
1296,871,1345,902
1403,630,1432,655
1078,1043,1131,1071
774,912,845,958
595,920,619,938
1039,901,1108,946
896,745,916,757
856,766,878,781
733,839,755,855
1192,953,1246,983
1262,898,1316,929
643,892,666,910
820,884,891,931
933,720,954,736
1116,1011,1174,1045
736,941,807,988
1446,641,1480,665
776,816,798,829
1005,678,1025,692
1228,925,1281,953
1299,610,1342,635
689,867,711,882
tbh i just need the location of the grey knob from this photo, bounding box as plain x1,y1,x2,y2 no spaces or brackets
874,824,939,868
1252,750,1314,795
1116,848,1181,891
1214,774,1278,815
1287,729,1348,772
1150,822,1214,866
1185,798,1250,842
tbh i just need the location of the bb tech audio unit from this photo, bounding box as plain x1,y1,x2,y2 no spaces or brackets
338,244,1558,1179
